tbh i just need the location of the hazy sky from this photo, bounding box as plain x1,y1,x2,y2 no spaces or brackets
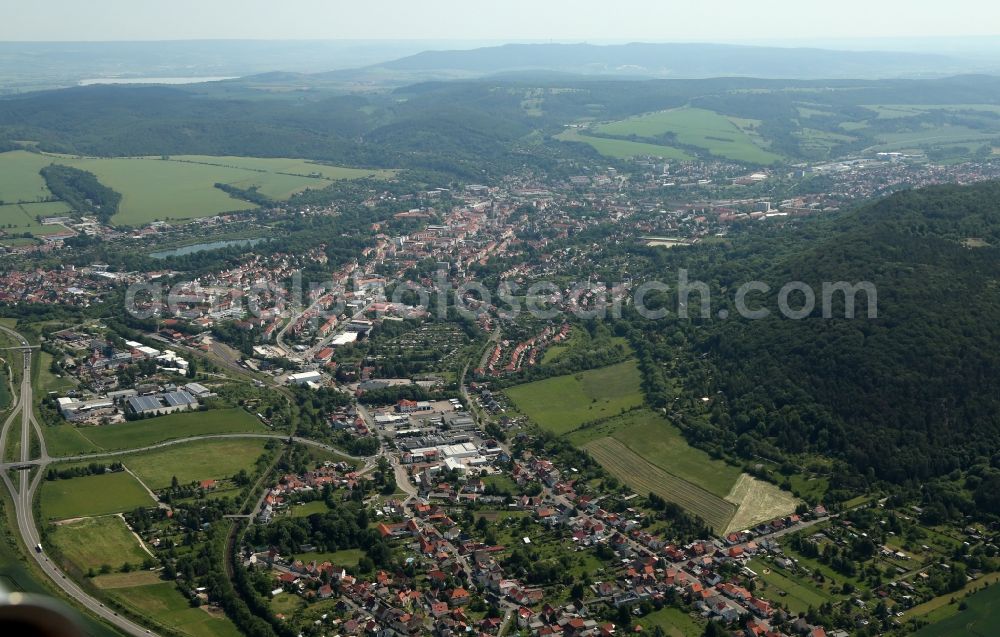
2,0,999,42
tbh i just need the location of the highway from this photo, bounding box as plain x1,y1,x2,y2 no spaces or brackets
0,323,382,635
0,324,154,636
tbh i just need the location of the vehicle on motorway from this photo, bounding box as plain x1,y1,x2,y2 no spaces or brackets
35,543,43,553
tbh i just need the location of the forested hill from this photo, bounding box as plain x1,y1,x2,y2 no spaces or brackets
629,181,1000,486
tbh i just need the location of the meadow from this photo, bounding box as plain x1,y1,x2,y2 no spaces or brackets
48,515,149,571
639,607,703,637
42,424,101,457
504,360,644,434
71,407,267,452
595,107,784,164
555,128,692,160
0,203,72,237
0,150,55,202
3,420,20,463
748,558,835,615
583,436,736,532
569,408,797,532
906,570,1000,628
34,349,77,395
40,471,155,520
0,364,10,411
569,408,740,498
105,581,243,637
123,438,268,489
293,548,365,567
0,150,395,227
288,500,331,517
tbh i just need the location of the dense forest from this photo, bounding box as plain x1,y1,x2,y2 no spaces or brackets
40,163,121,222
3,75,1000,175
624,181,1000,487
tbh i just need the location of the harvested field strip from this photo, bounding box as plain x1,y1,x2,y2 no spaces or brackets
723,473,800,534
584,437,735,532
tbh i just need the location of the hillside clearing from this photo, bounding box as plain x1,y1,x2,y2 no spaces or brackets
723,473,800,534
583,437,736,532
505,360,644,434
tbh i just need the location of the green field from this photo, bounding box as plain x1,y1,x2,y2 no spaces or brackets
0,365,10,411
293,548,365,566
168,155,395,185
40,471,155,520
35,349,77,395
288,500,331,517
124,438,268,489
749,558,834,614
914,578,1000,636
49,516,149,571
0,150,55,202
595,107,784,164
106,581,243,637
556,128,692,160
3,419,20,463
0,151,396,226
43,424,101,456
864,103,1000,119
0,495,121,637
505,360,644,434
568,409,741,498
639,607,703,637
582,436,736,532
0,496,47,594
0,203,72,237
62,408,267,453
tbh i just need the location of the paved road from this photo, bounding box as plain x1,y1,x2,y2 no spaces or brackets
0,324,382,635
0,432,374,471
0,325,153,636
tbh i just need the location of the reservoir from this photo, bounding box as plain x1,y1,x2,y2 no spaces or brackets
150,238,264,259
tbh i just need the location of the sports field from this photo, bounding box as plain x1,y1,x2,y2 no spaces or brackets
583,437,736,532
595,107,784,164
40,471,156,520
504,360,644,434
48,515,149,571
124,437,268,489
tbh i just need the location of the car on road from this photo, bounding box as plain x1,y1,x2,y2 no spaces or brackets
34,543,42,553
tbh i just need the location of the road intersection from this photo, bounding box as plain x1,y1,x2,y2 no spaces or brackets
0,325,378,636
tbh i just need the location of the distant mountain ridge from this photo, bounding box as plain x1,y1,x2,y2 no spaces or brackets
363,42,975,80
